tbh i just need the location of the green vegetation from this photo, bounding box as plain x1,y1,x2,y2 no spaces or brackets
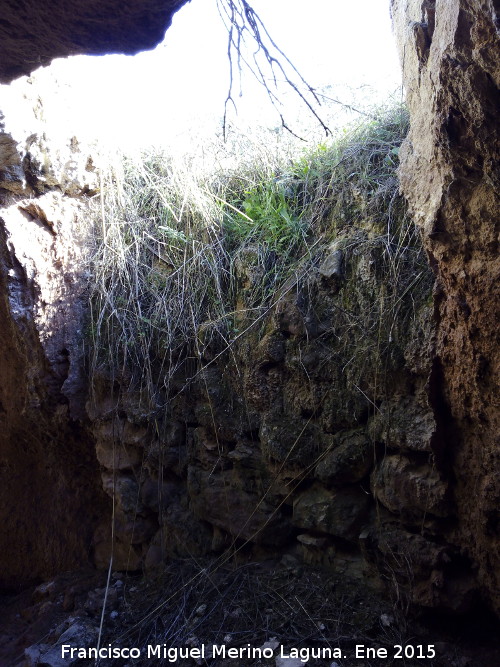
87,104,431,410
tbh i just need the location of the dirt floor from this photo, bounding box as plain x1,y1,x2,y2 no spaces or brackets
1,559,499,667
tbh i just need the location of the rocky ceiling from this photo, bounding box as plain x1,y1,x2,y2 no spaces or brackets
0,0,188,83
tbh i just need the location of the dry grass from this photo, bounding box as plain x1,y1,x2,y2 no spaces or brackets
98,558,429,667
86,104,426,418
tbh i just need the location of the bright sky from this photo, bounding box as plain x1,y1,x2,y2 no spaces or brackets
1,0,401,149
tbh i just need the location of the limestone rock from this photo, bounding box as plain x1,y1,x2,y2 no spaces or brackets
1,0,495,621
143,420,187,476
95,439,142,471
25,621,98,666
140,476,181,514
276,658,304,667
24,645,47,666
315,430,373,484
101,472,143,513
0,118,107,588
0,125,25,193
32,580,57,603
293,483,371,541
275,296,306,337
256,330,286,363
319,243,344,285
369,395,436,453
360,520,477,612
22,133,99,196
113,510,157,545
188,465,291,547
121,420,149,446
297,533,328,548
371,455,450,520
260,415,322,466
2,188,91,419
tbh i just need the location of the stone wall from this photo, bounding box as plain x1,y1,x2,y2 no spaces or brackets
89,203,480,613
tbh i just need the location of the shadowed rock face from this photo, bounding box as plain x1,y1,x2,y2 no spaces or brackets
0,0,188,82
0,123,110,589
391,0,500,614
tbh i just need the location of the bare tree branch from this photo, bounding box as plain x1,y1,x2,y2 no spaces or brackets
217,0,332,139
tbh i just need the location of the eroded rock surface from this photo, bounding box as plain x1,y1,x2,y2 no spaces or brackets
0,0,188,83
391,0,500,613
0,93,107,588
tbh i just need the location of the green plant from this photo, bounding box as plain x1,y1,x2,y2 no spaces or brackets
229,180,305,249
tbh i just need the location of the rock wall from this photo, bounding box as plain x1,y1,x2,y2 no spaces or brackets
0,0,188,83
89,195,482,614
391,0,500,614
0,105,108,589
